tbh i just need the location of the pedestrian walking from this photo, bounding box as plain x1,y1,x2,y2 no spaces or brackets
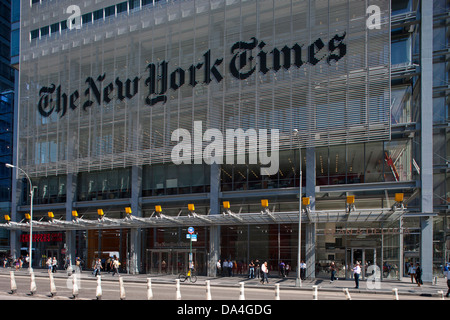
445,261,450,298
94,258,102,277
330,261,337,283
415,262,423,287
248,260,255,278
286,263,291,276
408,262,416,284
46,257,52,271
255,259,261,279
261,261,269,284
279,261,286,278
52,257,57,273
300,261,306,280
112,257,120,276
14,258,21,271
75,257,82,273
353,261,361,289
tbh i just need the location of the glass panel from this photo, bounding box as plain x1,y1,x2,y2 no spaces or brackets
316,146,329,185
391,0,411,14
347,144,364,184
391,37,411,66
384,140,412,182
391,86,412,124
329,146,346,185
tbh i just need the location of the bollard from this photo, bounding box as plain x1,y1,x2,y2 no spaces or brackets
205,280,211,300
119,276,126,300
49,270,57,297
274,283,280,300
147,278,153,300
239,282,245,300
30,271,37,295
392,288,399,300
72,273,79,299
10,271,17,294
176,279,181,300
312,285,318,300
96,275,102,300
343,288,351,300
437,290,444,300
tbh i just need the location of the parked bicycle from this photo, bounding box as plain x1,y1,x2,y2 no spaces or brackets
178,268,197,283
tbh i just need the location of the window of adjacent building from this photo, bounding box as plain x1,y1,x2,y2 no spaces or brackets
391,0,412,15
117,2,128,14
105,5,116,18
82,13,92,25
433,61,448,87
93,9,104,21
10,29,19,56
391,85,412,124
40,25,49,37
433,96,449,124
391,36,412,66
30,29,39,40
50,23,59,35
433,25,448,52
60,20,67,31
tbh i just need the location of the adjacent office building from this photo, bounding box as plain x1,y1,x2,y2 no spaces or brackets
0,0,15,254
1,0,449,282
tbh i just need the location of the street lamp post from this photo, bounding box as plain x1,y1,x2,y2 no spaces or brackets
293,129,302,287
6,163,34,272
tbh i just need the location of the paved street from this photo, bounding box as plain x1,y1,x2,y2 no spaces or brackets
0,267,448,301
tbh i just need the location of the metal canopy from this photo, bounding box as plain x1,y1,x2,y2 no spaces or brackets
0,207,405,232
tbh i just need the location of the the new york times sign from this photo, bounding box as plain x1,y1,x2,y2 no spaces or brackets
37,34,346,118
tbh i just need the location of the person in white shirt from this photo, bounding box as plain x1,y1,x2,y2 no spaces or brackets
300,261,306,280
260,261,269,284
216,259,222,276
353,261,361,289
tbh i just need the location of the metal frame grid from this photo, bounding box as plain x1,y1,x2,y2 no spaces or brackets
18,0,391,177
0,206,405,232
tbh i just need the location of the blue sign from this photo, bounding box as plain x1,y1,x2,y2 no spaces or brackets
188,227,195,234
191,234,197,241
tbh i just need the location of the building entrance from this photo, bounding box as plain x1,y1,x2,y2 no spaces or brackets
147,249,205,275
346,248,377,280
44,249,60,269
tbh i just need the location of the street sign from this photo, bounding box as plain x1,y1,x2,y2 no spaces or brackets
191,234,197,242
186,234,191,239
188,227,195,234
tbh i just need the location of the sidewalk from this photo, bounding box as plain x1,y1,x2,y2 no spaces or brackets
3,267,448,298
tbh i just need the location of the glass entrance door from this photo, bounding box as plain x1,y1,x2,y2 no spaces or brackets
146,249,195,274
346,248,376,280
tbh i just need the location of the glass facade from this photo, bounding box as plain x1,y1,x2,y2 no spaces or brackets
2,0,449,283
17,0,390,177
